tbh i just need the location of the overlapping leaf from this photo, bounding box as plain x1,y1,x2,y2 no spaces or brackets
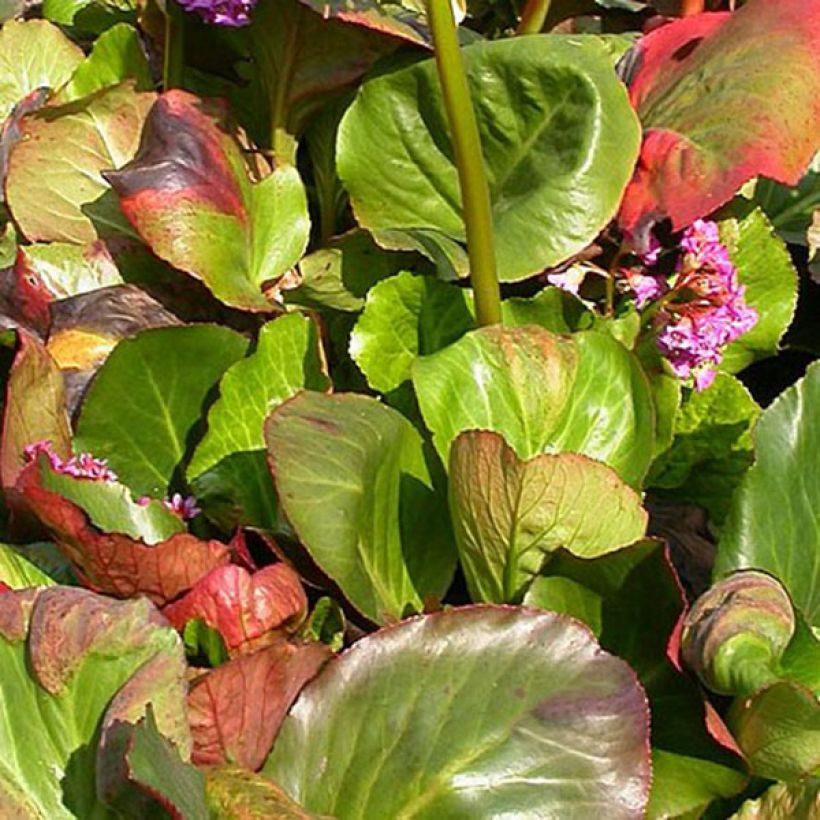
106,90,311,310
75,324,248,497
16,461,231,605
266,392,456,623
338,35,640,281
0,586,195,818
0,20,82,123
188,639,330,770
163,563,307,653
265,606,651,818
413,325,655,487
618,0,820,243
450,430,647,602
715,362,820,628
524,543,747,818
5,82,156,243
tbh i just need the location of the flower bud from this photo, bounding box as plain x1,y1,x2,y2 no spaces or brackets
681,571,795,697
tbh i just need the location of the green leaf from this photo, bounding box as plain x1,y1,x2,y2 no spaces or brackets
0,543,59,588
0,20,83,123
287,230,414,313
183,618,230,668
0,543,74,587
338,35,640,282
265,392,456,624
738,153,820,246
730,778,820,819
37,455,184,544
98,707,208,819
6,82,155,244
107,91,311,311
449,430,647,603
350,272,474,393
227,0,398,159
264,606,651,817
523,575,604,636
524,543,748,818
715,362,820,628
728,681,820,781
301,597,345,652
190,450,279,532
75,325,248,497
205,765,315,818
58,23,153,102
350,276,590,395
42,0,136,32
649,373,760,526
189,314,329,480
0,587,192,818
718,208,798,372
413,325,655,487
16,241,124,299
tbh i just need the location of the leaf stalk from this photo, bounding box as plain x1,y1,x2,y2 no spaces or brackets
163,1,185,90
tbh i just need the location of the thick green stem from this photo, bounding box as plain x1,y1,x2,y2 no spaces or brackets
428,0,502,327
516,0,551,35
163,1,185,91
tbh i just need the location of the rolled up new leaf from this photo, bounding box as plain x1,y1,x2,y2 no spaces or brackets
681,571,795,697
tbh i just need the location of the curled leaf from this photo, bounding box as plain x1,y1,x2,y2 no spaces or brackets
163,563,308,654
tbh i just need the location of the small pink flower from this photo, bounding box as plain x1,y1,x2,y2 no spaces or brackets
547,267,587,296
622,267,667,308
164,493,201,520
24,440,118,482
176,0,256,26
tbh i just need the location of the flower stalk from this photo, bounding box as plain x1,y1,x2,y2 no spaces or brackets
427,0,502,327
163,1,186,90
516,0,551,35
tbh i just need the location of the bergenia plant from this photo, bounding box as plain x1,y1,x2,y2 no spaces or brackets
0,0,818,815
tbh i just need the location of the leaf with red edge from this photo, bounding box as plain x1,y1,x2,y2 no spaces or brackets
296,0,431,47
187,639,330,770
15,461,231,605
618,0,820,246
524,542,747,818
0,586,194,818
163,563,308,654
1,332,71,492
106,90,310,311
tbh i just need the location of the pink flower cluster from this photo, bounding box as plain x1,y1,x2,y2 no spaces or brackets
24,440,118,482
138,492,201,521
654,220,757,391
25,440,200,520
176,0,257,26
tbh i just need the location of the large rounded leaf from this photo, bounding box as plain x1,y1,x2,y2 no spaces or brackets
618,0,820,242
715,362,820,628
266,392,456,623
75,324,248,496
338,35,640,282
0,20,83,122
264,606,651,818
5,82,156,243
0,586,193,818
413,325,655,487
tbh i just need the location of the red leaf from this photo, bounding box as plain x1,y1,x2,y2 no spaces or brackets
187,639,330,770
163,563,307,653
15,463,231,605
618,0,820,245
